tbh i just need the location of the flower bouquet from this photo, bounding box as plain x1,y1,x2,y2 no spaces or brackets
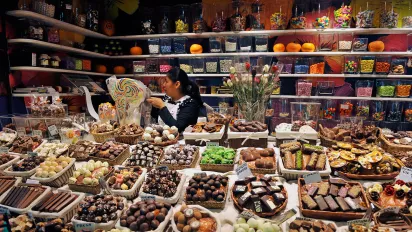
223,60,283,122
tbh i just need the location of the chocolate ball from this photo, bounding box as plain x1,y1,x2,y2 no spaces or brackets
146,212,154,221
129,222,138,231
140,223,149,231
120,219,127,227
126,216,136,225
160,207,168,215
147,204,156,212
151,220,160,229
95,216,102,223
156,213,165,222
140,207,148,216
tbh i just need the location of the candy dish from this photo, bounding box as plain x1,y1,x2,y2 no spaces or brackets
379,129,412,155
90,120,119,143
171,203,220,232
30,156,75,188
237,147,276,174
158,144,199,170
107,167,147,200
200,146,236,173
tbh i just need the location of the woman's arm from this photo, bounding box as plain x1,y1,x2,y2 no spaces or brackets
158,101,199,132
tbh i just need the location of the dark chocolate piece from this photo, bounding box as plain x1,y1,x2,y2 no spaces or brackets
261,195,277,211
273,193,286,204
324,196,339,211
266,186,279,195
338,187,348,198
329,178,346,185
251,195,263,213
251,187,267,196
251,181,266,188
260,176,272,184
238,192,252,206
235,180,247,185
233,185,247,194
314,195,329,211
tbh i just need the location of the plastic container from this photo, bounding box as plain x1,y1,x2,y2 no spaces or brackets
344,56,359,74
230,0,248,31
205,57,219,73
356,100,370,119
273,81,281,95
278,58,294,74
209,37,223,53
376,79,396,97
352,38,368,51
173,37,187,54
294,58,309,74
174,5,189,33
145,58,159,73
323,99,337,119
290,102,320,130
179,58,192,73
159,38,172,54
396,80,412,98
269,3,287,30
158,6,172,34
219,57,233,73
296,80,312,96
372,101,386,121
338,33,353,51
290,4,307,29
250,0,265,30
391,59,407,74
339,100,354,118
133,61,145,74
334,3,352,28
356,80,374,97
225,36,237,52
192,58,205,73
255,35,268,52
318,33,335,51
312,0,331,29
317,81,334,96
147,38,160,54
309,57,325,74
360,56,375,74
387,102,402,122
404,103,412,122
279,99,290,117
375,56,391,74
239,36,252,52
191,3,206,33
159,58,173,73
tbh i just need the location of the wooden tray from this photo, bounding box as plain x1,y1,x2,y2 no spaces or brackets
373,209,412,230
185,182,228,209
231,176,288,218
379,128,412,155
199,163,234,173
236,148,277,175
298,178,370,221
157,146,199,170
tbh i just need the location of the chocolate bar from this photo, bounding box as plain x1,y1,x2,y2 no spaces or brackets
233,185,247,194
251,195,263,213
315,154,327,170
301,195,317,209
289,220,303,229
295,150,303,170
245,176,257,182
329,178,346,185
329,184,339,197
260,176,272,184
235,180,247,185
238,192,252,206
252,187,267,196
266,186,279,195
348,186,361,198
314,195,329,211
261,195,277,211
308,186,318,196
306,153,318,170
268,182,283,188
284,151,295,169
338,187,348,198
251,181,266,188
324,196,339,211
273,193,286,204
318,182,330,196
335,197,350,211
344,197,358,211
302,144,324,154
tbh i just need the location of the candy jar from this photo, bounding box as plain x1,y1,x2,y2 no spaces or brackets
192,58,205,73
205,57,219,73
356,100,370,119
294,58,309,74
339,100,354,118
211,3,227,32
375,56,391,74
50,97,66,118
50,56,61,68
408,34,412,52
296,80,312,96
250,0,265,30
158,6,172,34
39,54,50,67
140,7,156,34
352,38,368,51
146,58,159,74
179,58,192,73
355,80,373,97
309,57,325,74
334,3,352,28
133,61,146,73
360,56,375,74
210,37,223,53
147,39,159,54
220,57,234,73
380,2,399,28
74,5,86,28
356,2,374,28
225,36,238,52
269,2,287,30
278,57,294,74
159,58,173,73
230,0,248,31
312,0,331,29
404,103,412,122
344,56,359,74
317,81,334,96
254,35,268,52
47,28,60,44
29,21,45,41
318,33,335,51
191,3,206,33
239,36,252,52
403,2,412,28
387,102,402,122
323,99,337,119
290,4,307,29
273,81,281,95
279,99,290,117
173,37,187,54
396,80,412,98
160,38,172,54
390,58,407,75
372,101,386,121
376,79,396,97
338,33,353,51
174,5,189,33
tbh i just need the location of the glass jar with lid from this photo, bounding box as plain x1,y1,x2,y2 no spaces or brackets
140,7,156,34
269,1,287,30
211,3,227,32
230,0,248,31
290,4,307,29
387,101,402,122
312,0,331,29
86,0,99,32
356,100,370,119
250,0,265,30
158,6,172,34
380,1,398,28
191,3,206,33
290,102,320,130
356,2,374,28
403,1,412,28
371,101,386,121
334,3,352,28
323,99,337,119
174,5,190,33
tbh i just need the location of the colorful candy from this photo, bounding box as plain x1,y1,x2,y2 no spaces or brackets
356,87,373,97
295,65,309,74
402,16,412,28
345,60,358,73
372,112,385,121
323,107,336,119
270,13,286,30
296,81,312,96
375,61,390,74
380,11,398,28
360,59,375,73
334,4,352,28
339,102,353,117
356,105,369,118
212,17,226,32
313,16,330,29
356,10,374,28
377,85,395,97
338,41,352,50
160,64,172,73
291,16,306,29
405,109,412,122
352,39,368,51
309,62,325,74
175,19,188,33
396,84,411,97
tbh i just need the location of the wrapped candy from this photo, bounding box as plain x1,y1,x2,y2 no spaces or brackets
380,3,398,28
334,3,352,28
270,12,286,29
356,9,374,28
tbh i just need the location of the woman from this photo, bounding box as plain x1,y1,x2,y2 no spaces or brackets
148,67,205,132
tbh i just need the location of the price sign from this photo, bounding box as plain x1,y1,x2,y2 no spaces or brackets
236,163,253,179
347,219,370,228
74,222,95,232
303,172,322,184
399,167,412,182
32,130,43,138
340,104,349,110
48,125,58,136
28,152,38,156
0,206,10,215
26,179,39,185
0,147,9,153
206,142,219,148
240,211,258,220
17,127,26,136
141,195,156,201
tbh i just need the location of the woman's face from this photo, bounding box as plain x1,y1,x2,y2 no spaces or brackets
163,76,180,97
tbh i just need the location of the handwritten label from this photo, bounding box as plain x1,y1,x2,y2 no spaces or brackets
295,217,314,221
0,147,9,153
26,179,39,184
48,125,58,136
347,219,370,227
340,104,349,110
382,207,400,214
206,142,219,148
156,166,169,171
28,152,38,156
240,211,258,220
399,167,412,182
236,163,253,179
17,127,26,136
0,206,10,215
303,172,322,184
32,130,43,138
74,222,95,232
141,195,156,201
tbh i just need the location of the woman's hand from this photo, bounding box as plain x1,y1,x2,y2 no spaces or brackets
147,97,165,109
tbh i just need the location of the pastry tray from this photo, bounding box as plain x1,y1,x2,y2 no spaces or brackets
33,142,69,156
157,146,200,170
235,147,277,174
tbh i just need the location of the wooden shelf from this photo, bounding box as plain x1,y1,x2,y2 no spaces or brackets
10,66,112,76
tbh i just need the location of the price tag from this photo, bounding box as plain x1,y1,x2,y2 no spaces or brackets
236,163,253,179
303,172,322,184
17,127,26,136
0,206,10,215
382,207,400,214
28,152,38,156
347,219,370,228
157,166,169,171
32,130,43,138
399,167,412,182
239,211,258,220
48,125,58,136
74,222,95,232
282,140,296,144
206,142,219,148
340,104,349,110
0,147,9,153
26,179,39,184
141,195,156,201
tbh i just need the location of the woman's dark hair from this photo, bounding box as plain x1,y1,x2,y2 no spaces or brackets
167,67,203,106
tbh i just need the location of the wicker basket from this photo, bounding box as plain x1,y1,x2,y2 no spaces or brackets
150,133,180,147
199,163,234,173
379,129,412,155
373,209,412,230
91,130,116,143
29,158,76,188
0,155,20,170
108,168,147,200
236,148,277,175
114,132,143,145
68,167,114,194
278,156,332,180
89,146,131,166
157,147,200,170
138,174,186,204
298,178,370,221
366,185,412,219
185,183,228,209
171,205,222,232
335,158,404,180
184,126,225,146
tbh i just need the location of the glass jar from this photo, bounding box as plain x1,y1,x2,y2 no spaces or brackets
334,3,352,28
273,81,281,95
294,58,309,74
375,56,391,74
279,99,290,118
360,56,375,74
159,58,173,73
372,101,386,121
160,38,172,54
158,6,172,34
255,35,268,52
312,0,331,29
211,3,227,32
179,58,192,73
174,5,190,33
74,6,86,28
230,0,248,31
323,99,337,119
269,2,287,30
376,79,396,97
290,102,320,130
391,58,407,74
404,103,412,122
47,27,60,44
210,37,223,53
173,37,187,54
133,61,146,73
339,100,354,118
86,0,99,32
278,58,294,74
296,80,312,96
146,58,159,73
356,80,374,97
140,7,156,34
57,0,73,24
250,0,265,30
387,102,402,122
51,56,61,68
380,2,398,28
225,36,238,52
29,21,45,41
403,2,412,28
338,33,353,51
192,58,205,73
233,56,249,72
317,81,334,96
309,57,325,74
352,38,368,51
239,36,252,52
396,80,412,98
148,39,160,54
290,4,307,29
318,33,335,51
219,57,233,73
191,3,206,33
205,57,219,73
344,56,359,74
356,100,370,119
356,3,374,28
39,54,50,67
